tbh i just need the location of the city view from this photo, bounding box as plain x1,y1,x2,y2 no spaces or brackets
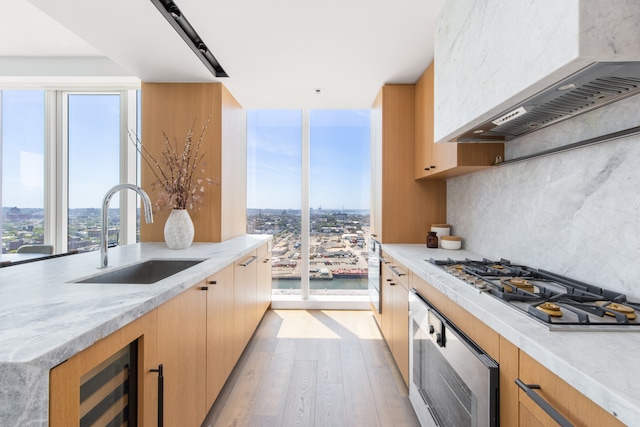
2,207,128,253
247,208,371,295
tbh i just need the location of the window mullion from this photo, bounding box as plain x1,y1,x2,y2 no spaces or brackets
301,110,310,300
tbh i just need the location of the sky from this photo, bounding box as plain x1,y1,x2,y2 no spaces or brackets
2,90,370,211
247,109,371,210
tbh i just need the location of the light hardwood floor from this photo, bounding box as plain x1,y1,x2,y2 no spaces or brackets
202,309,420,427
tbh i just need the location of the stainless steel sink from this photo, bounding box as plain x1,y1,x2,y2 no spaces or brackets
75,259,205,284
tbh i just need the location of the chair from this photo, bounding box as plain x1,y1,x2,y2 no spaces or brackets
16,244,55,255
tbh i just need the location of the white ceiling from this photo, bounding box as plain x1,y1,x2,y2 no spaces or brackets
1,0,444,108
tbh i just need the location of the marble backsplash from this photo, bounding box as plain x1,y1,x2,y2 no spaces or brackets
447,93,640,299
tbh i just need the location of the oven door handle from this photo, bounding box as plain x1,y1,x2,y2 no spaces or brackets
515,378,574,427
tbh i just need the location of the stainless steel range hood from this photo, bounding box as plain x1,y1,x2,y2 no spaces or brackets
455,62,640,142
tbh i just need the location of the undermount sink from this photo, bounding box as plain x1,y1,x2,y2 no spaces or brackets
75,259,205,284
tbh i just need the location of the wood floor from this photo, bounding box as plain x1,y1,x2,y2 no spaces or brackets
202,309,420,427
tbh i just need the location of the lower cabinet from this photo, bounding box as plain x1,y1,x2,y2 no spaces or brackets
234,249,259,359
156,281,208,426
50,310,159,427
205,264,235,409
50,243,272,427
517,351,625,427
380,260,409,385
257,244,272,320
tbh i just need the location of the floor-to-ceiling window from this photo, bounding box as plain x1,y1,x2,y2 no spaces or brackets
247,110,303,293
67,93,121,251
0,89,139,254
247,109,370,300
0,90,46,253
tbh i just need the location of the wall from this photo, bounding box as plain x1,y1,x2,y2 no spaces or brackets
446,93,640,298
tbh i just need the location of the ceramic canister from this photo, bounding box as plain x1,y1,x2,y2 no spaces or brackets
431,224,450,247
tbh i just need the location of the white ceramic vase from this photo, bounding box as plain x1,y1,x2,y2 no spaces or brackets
164,209,194,250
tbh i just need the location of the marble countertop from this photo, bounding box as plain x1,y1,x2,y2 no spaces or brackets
0,234,270,427
382,244,639,426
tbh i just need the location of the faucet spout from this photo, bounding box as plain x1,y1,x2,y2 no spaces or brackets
100,184,154,269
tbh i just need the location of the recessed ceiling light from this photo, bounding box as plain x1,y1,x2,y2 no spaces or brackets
473,129,484,134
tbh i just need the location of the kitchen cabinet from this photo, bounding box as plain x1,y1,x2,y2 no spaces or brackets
205,264,235,408
370,84,446,243
156,281,208,426
234,249,259,359
380,259,410,385
50,310,159,427
141,82,247,243
414,62,504,180
256,243,273,320
517,351,625,427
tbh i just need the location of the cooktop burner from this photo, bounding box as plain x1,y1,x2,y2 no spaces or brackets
428,258,640,330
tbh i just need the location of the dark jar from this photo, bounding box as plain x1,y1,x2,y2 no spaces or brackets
426,231,438,248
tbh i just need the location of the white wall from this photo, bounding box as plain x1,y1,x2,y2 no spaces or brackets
447,93,640,299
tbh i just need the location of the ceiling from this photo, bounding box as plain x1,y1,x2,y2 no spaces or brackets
1,0,444,108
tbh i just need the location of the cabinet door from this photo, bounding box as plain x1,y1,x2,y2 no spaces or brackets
234,250,258,359
414,62,434,179
206,264,235,408
380,262,394,344
157,283,207,427
256,245,272,321
518,351,625,427
391,280,409,385
50,311,158,427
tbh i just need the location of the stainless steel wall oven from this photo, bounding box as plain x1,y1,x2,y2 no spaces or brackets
409,290,499,427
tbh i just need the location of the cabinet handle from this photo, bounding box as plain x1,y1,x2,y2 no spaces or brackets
386,278,392,282
240,255,258,267
424,167,430,171
150,364,164,427
371,234,378,237
430,165,436,169
390,266,405,277
515,379,574,427
263,258,270,263
207,280,217,285
390,282,396,286
380,256,390,265
200,286,209,291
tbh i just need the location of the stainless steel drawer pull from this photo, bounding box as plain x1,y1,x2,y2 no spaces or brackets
240,255,258,267
515,378,574,427
390,266,405,277
380,256,390,265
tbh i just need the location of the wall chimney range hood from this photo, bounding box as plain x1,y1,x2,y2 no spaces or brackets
456,61,640,142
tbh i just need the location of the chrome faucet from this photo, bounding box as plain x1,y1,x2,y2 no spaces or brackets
100,184,154,268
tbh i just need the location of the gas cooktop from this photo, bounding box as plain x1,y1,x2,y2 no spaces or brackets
428,258,640,331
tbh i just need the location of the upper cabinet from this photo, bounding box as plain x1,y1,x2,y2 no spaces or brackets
415,63,504,180
370,85,446,243
433,0,640,143
141,83,246,242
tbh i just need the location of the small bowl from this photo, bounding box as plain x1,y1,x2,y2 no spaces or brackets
440,236,462,250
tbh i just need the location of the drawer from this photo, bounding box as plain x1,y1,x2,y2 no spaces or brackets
388,261,408,289
518,351,624,427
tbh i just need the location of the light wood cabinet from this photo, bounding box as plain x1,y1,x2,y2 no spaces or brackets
234,249,259,359
518,350,625,427
50,310,159,427
257,243,272,320
205,264,235,408
414,63,504,180
156,281,208,426
370,84,447,243
380,260,410,385
140,82,247,243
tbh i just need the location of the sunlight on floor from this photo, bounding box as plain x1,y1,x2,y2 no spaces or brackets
273,310,382,341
